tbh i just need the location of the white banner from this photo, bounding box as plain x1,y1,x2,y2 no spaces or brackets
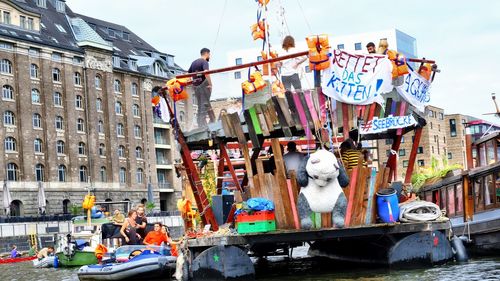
322,49,394,105
360,115,418,135
395,68,431,112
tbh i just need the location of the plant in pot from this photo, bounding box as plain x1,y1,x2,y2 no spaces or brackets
146,202,156,215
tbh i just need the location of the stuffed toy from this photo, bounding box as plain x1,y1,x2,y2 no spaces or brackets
296,149,348,229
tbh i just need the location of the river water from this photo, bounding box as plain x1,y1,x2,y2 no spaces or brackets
0,256,498,281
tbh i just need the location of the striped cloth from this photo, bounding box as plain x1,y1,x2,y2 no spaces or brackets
341,149,362,169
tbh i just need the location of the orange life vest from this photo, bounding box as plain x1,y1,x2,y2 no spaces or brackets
418,63,432,81
166,78,190,102
151,95,161,106
251,20,267,41
387,50,409,78
306,34,331,71
258,0,270,5
94,244,107,260
242,70,267,94
82,195,95,209
260,50,278,75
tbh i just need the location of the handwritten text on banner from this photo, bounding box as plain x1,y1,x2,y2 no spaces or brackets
395,68,431,112
360,115,418,135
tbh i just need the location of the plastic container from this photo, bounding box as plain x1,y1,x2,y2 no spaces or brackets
236,211,275,223
376,188,400,223
237,220,276,234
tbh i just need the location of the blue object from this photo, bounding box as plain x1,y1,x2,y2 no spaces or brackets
246,198,274,211
53,255,59,268
376,188,400,223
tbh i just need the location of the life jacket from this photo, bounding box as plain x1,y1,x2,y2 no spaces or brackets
242,69,267,94
82,195,95,209
94,244,107,261
418,63,432,81
387,50,409,78
306,34,331,71
166,78,190,102
272,80,285,96
251,20,267,41
260,50,278,75
151,95,161,106
257,0,270,5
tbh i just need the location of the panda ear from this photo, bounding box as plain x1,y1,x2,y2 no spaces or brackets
296,154,310,187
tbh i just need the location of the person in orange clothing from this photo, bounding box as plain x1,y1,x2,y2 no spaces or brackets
143,223,169,246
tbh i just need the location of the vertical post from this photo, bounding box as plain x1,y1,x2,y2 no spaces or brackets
465,128,474,169
462,174,474,222
216,153,225,195
404,127,423,184
387,135,403,181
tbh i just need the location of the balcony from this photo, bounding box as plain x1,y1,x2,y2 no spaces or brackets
156,159,173,169
158,181,174,192
153,116,171,128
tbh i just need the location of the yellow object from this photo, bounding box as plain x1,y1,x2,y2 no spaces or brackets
258,0,270,5
418,63,432,81
177,199,198,230
306,34,331,71
260,50,278,75
272,80,285,96
251,20,267,41
166,78,190,102
242,70,267,94
82,194,95,209
387,50,409,78
95,244,107,260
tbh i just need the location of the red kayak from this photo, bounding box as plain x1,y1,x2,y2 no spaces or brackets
0,256,37,264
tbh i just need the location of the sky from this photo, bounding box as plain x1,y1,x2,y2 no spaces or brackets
66,0,500,124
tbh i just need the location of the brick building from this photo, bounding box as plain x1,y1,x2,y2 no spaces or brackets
0,0,187,215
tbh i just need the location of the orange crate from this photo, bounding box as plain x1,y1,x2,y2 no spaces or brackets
236,211,275,223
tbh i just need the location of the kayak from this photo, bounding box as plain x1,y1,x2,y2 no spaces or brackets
0,256,36,264
33,256,56,268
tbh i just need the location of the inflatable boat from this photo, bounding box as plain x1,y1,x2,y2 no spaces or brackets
77,251,176,281
33,256,56,268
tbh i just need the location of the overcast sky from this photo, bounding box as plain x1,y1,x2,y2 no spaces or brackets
66,0,500,124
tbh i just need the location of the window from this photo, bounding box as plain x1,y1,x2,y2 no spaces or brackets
354,42,362,50
4,136,16,152
131,83,138,96
438,124,441,132
134,125,141,138
428,110,434,117
129,60,137,71
30,64,39,78
119,167,126,183
52,68,61,82
74,72,82,85
430,122,433,129
36,0,47,8
0,59,12,74
234,71,241,79
117,123,124,136
6,163,18,181
417,146,424,154
132,104,140,117
439,112,444,120
52,52,62,61
450,119,457,137
399,149,406,156
115,101,123,114
153,61,165,77
401,136,405,143
114,79,121,92
99,143,105,156
35,164,44,182
257,56,263,61
123,32,130,41
34,138,43,153
77,118,85,132
136,168,143,183
56,140,65,154
55,115,64,130
3,11,11,25
118,145,125,157
417,160,425,167
79,166,87,182
53,92,62,106
32,113,41,128
0,41,13,50
337,44,344,49
2,85,13,100
73,56,83,64
31,89,40,103
75,95,83,109
100,166,107,182
385,139,393,145
96,98,102,111
55,23,66,33
444,136,446,143
403,160,409,168
95,75,102,89
235,58,242,65
27,17,34,30
3,111,15,126
432,146,434,154
135,147,143,159
20,16,26,29
58,165,66,182
98,120,104,134
55,0,65,12
78,142,86,155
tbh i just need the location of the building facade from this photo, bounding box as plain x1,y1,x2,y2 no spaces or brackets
0,0,186,216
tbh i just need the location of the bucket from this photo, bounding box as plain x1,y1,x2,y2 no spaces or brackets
376,188,400,223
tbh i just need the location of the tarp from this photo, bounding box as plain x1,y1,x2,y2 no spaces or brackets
38,181,47,215
2,182,12,216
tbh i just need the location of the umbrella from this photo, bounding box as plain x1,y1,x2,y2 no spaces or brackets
147,182,154,203
38,181,46,215
3,181,12,216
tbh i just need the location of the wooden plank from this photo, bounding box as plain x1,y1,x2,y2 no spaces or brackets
298,91,315,129
289,171,300,205
284,91,303,130
347,104,354,133
255,159,269,199
248,107,262,135
365,167,377,225
342,102,349,136
228,113,245,144
220,113,234,138
304,90,320,129
243,109,260,148
384,98,393,118
404,127,423,184
351,166,368,225
463,175,474,222
287,179,300,229
344,167,359,227
318,89,327,123
265,173,275,202
271,96,293,137
396,101,408,135
272,138,294,229
228,113,253,200
254,105,270,137
251,175,261,198
271,171,286,228
259,104,274,134
292,92,311,136
266,99,280,128
321,212,332,229
276,96,295,127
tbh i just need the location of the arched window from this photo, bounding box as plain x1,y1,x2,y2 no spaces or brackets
74,72,82,85
99,143,105,156
77,118,85,132
115,101,122,114
31,89,40,103
131,83,138,96
35,163,44,181
53,92,62,106
34,138,43,153
79,166,87,182
135,146,143,159
3,111,15,125
132,104,140,117
56,140,65,154
2,85,14,100
95,75,102,89
116,123,124,136
133,125,141,138
32,113,42,128
114,79,121,92
4,136,16,152
78,142,86,155
136,168,143,183
119,167,126,183
98,120,104,134
6,162,19,181
63,199,71,214
118,145,125,158
10,200,23,217
55,115,64,130
58,165,66,182
52,68,61,82
0,59,12,74
75,95,83,109
96,98,102,111
100,166,107,182
30,63,39,78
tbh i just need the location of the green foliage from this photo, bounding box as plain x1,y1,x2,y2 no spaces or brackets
202,161,217,205
411,156,462,191
145,202,155,213
70,204,83,216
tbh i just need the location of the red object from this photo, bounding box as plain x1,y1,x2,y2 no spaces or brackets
0,256,36,264
433,236,439,247
344,167,359,227
236,211,275,223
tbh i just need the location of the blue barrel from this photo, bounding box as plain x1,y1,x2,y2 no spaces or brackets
376,188,400,223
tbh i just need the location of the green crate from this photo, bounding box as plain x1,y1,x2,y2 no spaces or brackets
237,220,276,234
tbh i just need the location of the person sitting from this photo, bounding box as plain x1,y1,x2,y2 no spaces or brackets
340,139,363,169
161,225,179,257
90,206,105,219
37,246,54,260
283,141,305,177
143,222,169,246
112,209,125,224
10,244,20,258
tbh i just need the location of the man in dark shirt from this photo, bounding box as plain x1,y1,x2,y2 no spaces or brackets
188,48,215,127
135,204,148,239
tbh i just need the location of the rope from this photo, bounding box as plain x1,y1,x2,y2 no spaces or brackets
295,0,313,34
399,200,444,222
212,0,228,48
